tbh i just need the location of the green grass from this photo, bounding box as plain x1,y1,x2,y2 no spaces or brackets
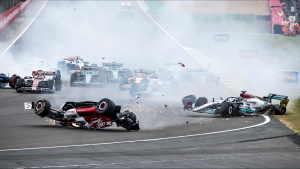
274,99,300,135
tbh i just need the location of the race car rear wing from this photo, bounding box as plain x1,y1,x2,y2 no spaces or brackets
102,62,123,68
267,93,288,101
32,70,56,76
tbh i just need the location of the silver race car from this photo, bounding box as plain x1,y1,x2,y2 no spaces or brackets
182,91,289,117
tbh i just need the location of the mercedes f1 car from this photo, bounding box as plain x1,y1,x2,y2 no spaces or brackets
70,66,108,87
24,98,140,131
0,73,21,88
182,91,289,117
15,70,62,93
102,62,132,83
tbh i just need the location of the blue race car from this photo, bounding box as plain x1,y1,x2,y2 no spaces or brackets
0,73,21,88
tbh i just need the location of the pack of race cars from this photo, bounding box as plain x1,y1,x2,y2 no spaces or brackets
1,56,291,132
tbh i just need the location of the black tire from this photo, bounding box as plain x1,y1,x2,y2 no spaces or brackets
15,79,24,93
121,111,136,124
182,95,197,107
9,75,20,89
195,97,208,107
34,99,51,117
274,105,286,115
119,77,128,90
55,78,62,91
221,102,234,117
120,111,138,131
118,71,125,79
97,98,116,118
70,73,78,87
47,80,55,93
90,75,99,83
57,61,65,70
129,83,138,97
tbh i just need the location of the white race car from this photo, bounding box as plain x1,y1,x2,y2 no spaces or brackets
182,91,289,117
15,70,62,93
57,56,87,73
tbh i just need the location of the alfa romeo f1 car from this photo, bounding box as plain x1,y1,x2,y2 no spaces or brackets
70,66,107,87
182,91,289,117
0,73,21,88
15,70,62,93
24,98,140,131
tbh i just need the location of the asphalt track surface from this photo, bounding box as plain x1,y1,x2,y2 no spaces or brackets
0,1,300,168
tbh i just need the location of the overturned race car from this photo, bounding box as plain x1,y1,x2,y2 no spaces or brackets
182,91,289,117
25,98,140,131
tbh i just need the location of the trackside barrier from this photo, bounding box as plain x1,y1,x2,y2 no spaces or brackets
0,0,32,32
269,0,285,34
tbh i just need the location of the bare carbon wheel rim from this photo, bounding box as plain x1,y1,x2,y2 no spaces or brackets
228,106,233,115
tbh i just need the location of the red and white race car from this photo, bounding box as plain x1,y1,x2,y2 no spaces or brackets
15,70,62,93
57,56,87,74
24,98,140,131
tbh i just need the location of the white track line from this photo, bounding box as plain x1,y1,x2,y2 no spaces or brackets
0,116,270,152
136,1,244,88
0,0,48,59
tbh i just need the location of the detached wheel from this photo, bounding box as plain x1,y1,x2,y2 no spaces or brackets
221,102,233,117
274,105,286,115
15,79,24,93
195,97,208,107
34,99,51,117
9,75,21,89
97,98,116,117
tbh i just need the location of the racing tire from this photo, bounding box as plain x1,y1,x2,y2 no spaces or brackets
182,95,197,108
55,77,62,91
120,111,139,131
70,73,78,87
97,98,116,118
9,75,21,89
48,80,55,93
119,77,128,90
221,102,234,117
15,79,24,93
195,97,208,107
274,105,286,115
129,83,139,97
34,99,51,117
